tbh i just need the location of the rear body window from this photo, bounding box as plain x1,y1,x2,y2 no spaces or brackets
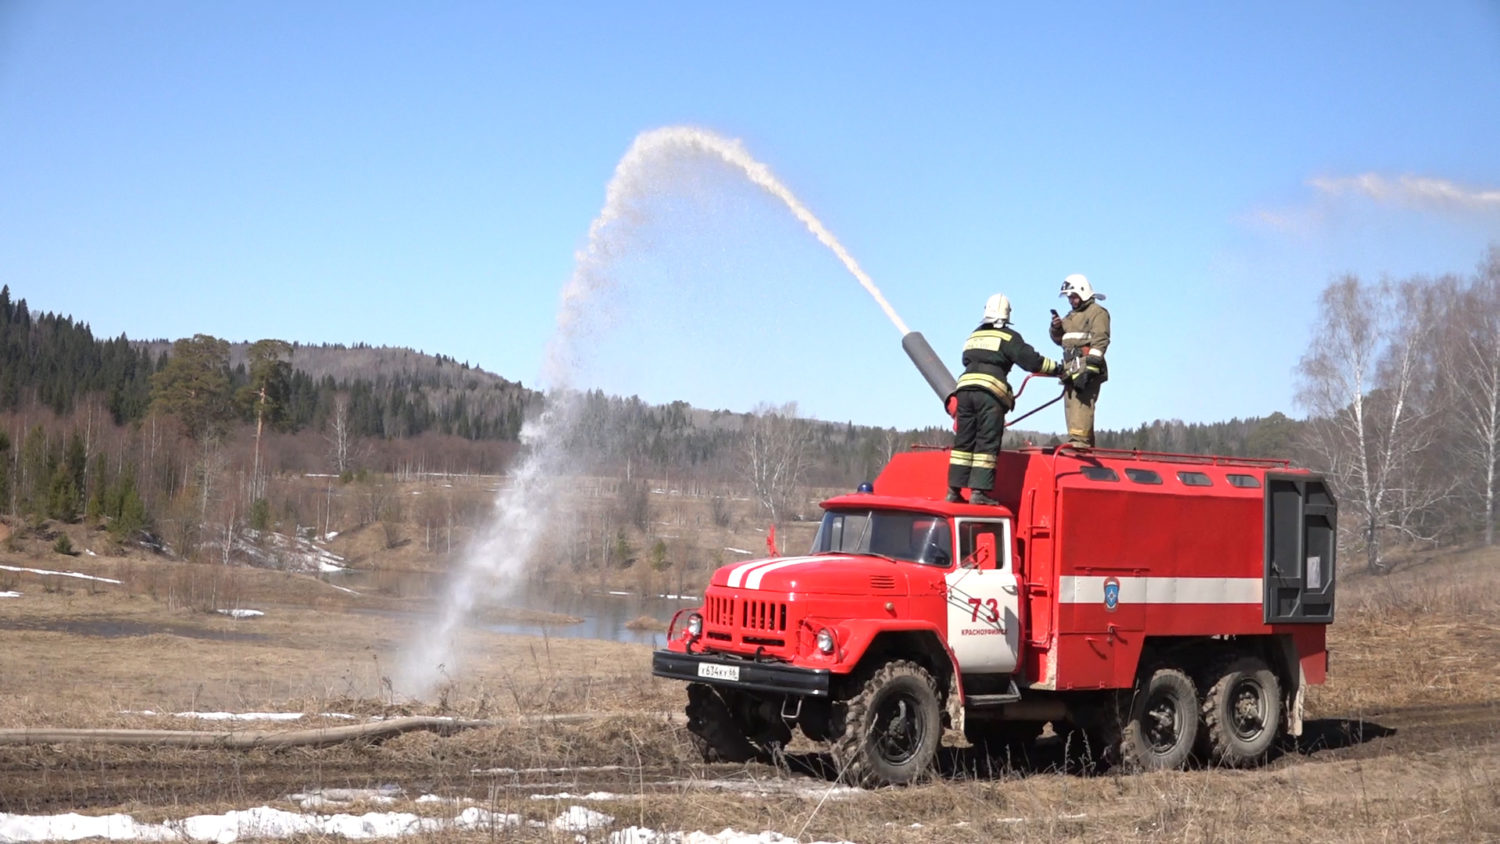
1226,474,1261,488
1125,468,1162,485
1080,466,1119,482
1177,471,1212,486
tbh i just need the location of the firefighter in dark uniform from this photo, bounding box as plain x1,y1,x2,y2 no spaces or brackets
1049,274,1111,449
949,294,1061,504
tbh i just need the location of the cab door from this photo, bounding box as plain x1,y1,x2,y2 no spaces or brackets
944,518,1020,674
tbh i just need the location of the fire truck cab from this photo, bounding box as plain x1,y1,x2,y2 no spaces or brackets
652,445,1336,786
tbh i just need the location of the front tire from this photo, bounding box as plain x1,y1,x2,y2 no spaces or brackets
1200,656,1281,767
831,660,942,786
1118,666,1199,772
685,683,756,763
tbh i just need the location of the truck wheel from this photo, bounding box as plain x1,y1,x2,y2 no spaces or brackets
685,683,757,764
832,660,942,787
1200,656,1281,767
1119,666,1198,772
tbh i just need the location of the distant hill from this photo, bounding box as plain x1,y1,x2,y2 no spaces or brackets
2,284,1304,474
136,339,538,441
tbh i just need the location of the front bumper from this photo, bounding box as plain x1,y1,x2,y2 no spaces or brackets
652,649,832,697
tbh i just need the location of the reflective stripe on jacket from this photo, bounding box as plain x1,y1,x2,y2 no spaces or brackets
1050,299,1111,381
954,323,1058,407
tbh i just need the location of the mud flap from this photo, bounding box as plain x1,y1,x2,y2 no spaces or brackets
946,672,965,735
1287,666,1306,737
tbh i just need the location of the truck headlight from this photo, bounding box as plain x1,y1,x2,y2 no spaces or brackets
686,613,703,639
816,628,836,655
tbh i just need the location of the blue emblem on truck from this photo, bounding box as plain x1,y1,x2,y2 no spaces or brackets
1103,577,1120,612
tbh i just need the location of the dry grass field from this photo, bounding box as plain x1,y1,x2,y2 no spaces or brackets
1,530,1498,842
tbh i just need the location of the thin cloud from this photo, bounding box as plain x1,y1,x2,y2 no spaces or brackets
1309,173,1500,212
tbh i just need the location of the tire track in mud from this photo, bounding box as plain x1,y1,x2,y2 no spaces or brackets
2,701,1494,813
1293,700,1500,761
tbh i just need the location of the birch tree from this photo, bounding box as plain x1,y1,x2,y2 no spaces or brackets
327,393,355,476
1297,275,1446,572
743,402,809,532
1440,251,1500,545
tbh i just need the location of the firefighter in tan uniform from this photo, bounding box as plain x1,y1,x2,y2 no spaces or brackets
948,294,1060,504
1049,274,1110,448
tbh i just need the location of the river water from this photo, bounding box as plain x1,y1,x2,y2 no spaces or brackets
321,567,700,647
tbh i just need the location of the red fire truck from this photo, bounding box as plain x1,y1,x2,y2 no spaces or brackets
652,444,1336,786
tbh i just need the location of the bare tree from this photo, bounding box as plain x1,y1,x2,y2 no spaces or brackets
327,394,355,475
743,402,810,531
1439,251,1500,545
1298,275,1448,572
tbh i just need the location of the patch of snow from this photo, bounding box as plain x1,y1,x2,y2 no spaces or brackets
552,806,614,833
217,609,265,619
178,712,306,722
530,792,623,801
0,564,122,585
724,547,754,556
289,787,402,809
475,764,634,776
658,779,862,801
0,591,20,598
414,795,471,805
121,711,360,722
610,829,854,844
0,804,530,841
204,528,346,575
85,549,97,556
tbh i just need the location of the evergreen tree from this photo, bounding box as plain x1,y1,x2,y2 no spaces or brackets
240,338,293,495
0,431,10,515
18,424,51,519
150,334,234,440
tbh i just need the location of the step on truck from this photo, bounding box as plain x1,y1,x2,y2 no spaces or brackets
651,332,1336,786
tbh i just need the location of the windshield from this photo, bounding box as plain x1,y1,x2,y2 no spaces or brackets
810,509,953,567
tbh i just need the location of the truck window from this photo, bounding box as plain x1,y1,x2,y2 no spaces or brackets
1226,474,1261,488
1080,466,1119,482
956,520,1008,571
811,509,952,566
1178,471,1212,486
1125,468,1162,484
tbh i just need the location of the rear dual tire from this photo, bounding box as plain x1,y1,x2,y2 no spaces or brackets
1118,666,1199,772
1198,656,1281,767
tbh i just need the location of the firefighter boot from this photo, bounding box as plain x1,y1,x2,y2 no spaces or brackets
970,491,1000,506
946,488,967,504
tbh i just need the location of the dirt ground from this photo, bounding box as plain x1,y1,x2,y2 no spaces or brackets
1,542,1498,842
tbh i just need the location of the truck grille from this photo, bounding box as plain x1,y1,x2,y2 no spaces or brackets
703,594,791,649
741,599,788,633
706,595,735,626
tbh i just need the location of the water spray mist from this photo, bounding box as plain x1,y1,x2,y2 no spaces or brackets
398,126,930,696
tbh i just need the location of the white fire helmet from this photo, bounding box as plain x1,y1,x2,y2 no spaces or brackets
982,293,1011,325
1060,273,1106,302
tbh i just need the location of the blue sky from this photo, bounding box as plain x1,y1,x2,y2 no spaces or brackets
3,2,1498,432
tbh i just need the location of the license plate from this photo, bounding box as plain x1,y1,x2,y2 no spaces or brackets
697,662,740,682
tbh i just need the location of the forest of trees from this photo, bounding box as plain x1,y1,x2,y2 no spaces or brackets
2,244,1496,572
